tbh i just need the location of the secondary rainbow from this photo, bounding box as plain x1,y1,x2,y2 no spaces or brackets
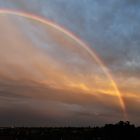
0,9,127,119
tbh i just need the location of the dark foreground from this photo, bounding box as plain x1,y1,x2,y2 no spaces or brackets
0,121,140,140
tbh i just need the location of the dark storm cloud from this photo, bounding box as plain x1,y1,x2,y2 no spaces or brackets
0,78,124,126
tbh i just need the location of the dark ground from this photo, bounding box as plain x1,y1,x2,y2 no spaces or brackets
0,121,139,140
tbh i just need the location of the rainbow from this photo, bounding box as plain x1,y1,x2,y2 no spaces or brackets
0,9,127,119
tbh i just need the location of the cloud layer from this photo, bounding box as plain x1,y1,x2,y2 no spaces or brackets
0,0,139,126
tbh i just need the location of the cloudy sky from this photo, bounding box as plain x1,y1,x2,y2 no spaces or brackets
0,0,140,126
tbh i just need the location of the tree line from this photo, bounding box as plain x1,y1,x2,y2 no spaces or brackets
0,121,139,140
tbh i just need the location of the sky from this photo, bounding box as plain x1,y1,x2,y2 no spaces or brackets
0,0,140,126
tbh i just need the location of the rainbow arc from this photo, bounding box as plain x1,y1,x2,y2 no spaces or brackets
0,9,127,119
